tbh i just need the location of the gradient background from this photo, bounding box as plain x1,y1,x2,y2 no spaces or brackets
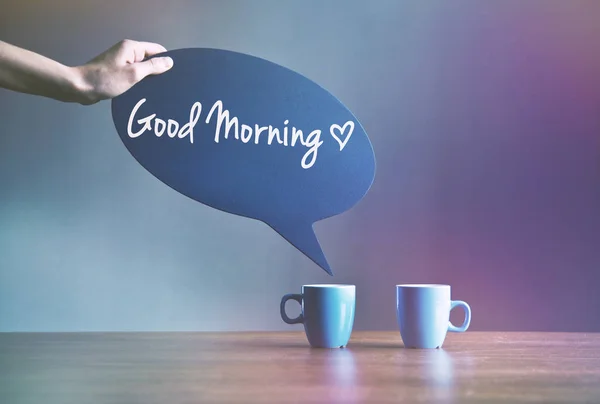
0,0,599,332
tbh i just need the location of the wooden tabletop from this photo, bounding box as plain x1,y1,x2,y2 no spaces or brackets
1,331,599,404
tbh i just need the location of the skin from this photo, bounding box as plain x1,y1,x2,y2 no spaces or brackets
0,39,173,105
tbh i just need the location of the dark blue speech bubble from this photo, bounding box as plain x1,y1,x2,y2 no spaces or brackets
111,48,375,275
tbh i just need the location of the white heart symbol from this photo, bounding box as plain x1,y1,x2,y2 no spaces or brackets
330,121,354,151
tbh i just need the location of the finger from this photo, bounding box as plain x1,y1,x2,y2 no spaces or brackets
134,41,168,60
133,56,174,80
121,40,168,63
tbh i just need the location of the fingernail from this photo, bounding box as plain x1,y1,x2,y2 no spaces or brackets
164,57,174,68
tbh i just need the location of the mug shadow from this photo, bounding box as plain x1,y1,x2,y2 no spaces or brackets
234,336,408,350
237,340,408,350
235,339,405,350
347,341,405,349
233,338,310,349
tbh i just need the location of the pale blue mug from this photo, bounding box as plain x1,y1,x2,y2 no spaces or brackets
396,284,471,349
280,284,355,348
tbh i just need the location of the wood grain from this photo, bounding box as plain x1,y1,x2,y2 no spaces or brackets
1,331,599,404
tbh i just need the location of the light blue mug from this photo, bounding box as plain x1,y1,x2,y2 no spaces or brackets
396,284,471,349
280,284,355,348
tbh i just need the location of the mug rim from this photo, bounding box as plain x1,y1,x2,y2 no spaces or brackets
303,284,355,288
396,284,450,288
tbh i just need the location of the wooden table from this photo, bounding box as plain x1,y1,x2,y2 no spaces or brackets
1,331,599,403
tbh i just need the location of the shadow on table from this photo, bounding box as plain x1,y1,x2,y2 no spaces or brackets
231,338,310,349
347,341,405,349
233,339,406,350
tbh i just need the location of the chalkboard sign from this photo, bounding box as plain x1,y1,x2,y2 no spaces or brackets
111,48,376,275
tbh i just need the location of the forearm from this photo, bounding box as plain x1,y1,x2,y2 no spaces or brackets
0,39,172,105
0,40,88,104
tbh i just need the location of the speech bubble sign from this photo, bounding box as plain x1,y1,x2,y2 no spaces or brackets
111,48,376,275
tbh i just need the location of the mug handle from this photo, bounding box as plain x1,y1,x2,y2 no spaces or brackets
280,294,304,324
448,300,471,332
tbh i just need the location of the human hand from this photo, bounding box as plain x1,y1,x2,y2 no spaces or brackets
74,39,173,105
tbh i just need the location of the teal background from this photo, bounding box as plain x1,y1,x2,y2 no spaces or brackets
1,0,599,332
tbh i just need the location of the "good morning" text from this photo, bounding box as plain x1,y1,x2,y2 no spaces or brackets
128,98,351,169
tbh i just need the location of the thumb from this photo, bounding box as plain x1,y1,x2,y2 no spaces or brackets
133,56,174,80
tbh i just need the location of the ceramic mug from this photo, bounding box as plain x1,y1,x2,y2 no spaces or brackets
280,284,355,348
396,284,471,349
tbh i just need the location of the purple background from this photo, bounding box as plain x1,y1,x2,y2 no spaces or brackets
0,0,599,332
